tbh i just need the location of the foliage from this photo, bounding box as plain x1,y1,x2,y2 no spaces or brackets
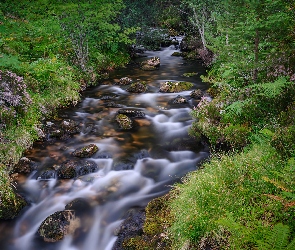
168,143,295,249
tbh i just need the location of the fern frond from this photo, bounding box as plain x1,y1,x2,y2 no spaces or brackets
285,236,295,250
257,223,290,250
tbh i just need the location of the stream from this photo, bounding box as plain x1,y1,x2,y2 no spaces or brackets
0,40,209,250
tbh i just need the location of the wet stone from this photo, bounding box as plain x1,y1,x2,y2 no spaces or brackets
112,208,145,250
115,114,133,130
117,109,146,118
38,210,80,243
72,144,99,158
10,157,36,175
98,93,119,100
60,119,80,134
126,81,148,93
171,95,188,104
118,77,133,85
37,168,56,180
190,89,203,99
57,160,99,179
113,163,134,171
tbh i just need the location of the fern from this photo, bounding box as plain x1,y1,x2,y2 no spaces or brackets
257,223,292,250
251,77,290,99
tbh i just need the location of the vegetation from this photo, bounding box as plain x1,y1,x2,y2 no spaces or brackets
119,0,295,249
0,0,294,249
0,0,136,219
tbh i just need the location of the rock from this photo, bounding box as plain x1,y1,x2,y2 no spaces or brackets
0,187,27,220
171,95,188,104
57,160,98,179
10,157,35,175
104,102,123,108
98,93,118,100
190,89,203,99
118,77,133,85
159,81,193,93
113,163,134,171
37,168,56,180
115,114,133,130
117,109,145,118
60,119,80,134
126,81,148,93
72,144,99,158
38,210,80,242
141,57,160,71
112,208,146,250
65,198,92,216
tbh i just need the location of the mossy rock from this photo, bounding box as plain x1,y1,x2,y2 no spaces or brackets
116,114,133,130
126,81,148,93
0,166,27,220
38,210,80,242
118,77,133,85
72,144,99,158
159,81,193,93
123,194,173,249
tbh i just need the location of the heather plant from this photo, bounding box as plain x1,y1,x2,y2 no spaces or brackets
0,70,32,127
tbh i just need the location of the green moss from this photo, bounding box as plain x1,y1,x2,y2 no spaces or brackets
0,165,27,220
124,194,173,250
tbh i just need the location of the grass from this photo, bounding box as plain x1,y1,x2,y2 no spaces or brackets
168,142,295,249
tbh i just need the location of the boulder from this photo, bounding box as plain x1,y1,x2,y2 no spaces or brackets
38,210,80,242
72,144,99,158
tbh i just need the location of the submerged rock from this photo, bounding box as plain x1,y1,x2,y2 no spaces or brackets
72,144,99,158
38,210,80,242
159,81,193,93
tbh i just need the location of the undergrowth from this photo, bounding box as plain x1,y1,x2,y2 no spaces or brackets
168,142,295,249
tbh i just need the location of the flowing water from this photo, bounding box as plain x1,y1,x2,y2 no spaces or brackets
0,40,209,250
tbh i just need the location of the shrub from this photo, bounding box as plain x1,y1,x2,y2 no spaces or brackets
0,70,32,126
